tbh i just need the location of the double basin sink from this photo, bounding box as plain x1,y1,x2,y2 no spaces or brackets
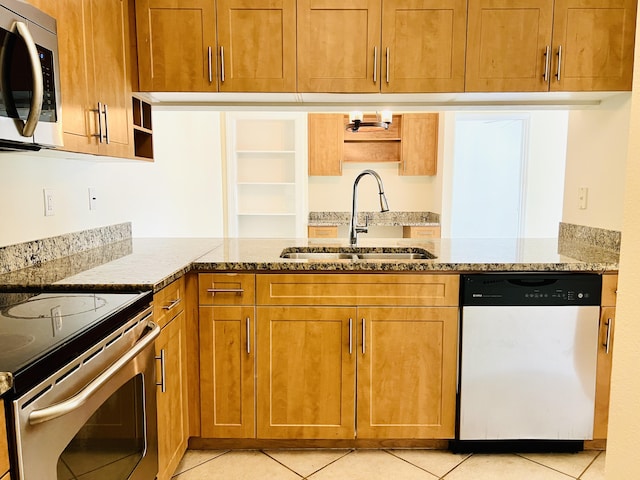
280,246,435,261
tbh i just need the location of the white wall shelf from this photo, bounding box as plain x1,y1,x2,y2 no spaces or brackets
226,112,308,238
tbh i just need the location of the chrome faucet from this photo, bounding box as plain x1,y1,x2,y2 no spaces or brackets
349,169,389,246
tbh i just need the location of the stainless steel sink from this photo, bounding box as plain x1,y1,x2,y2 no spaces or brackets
279,247,435,261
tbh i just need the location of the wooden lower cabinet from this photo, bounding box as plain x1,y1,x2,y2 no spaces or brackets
256,306,357,439
200,306,255,438
593,307,615,439
0,402,9,480
156,310,189,480
357,307,458,438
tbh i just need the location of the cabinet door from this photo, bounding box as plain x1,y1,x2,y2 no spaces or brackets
217,0,296,92
357,307,458,438
156,311,189,480
298,0,381,92
136,0,217,92
256,306,356,438
90,0,133,158
30,0,99,153
400,113,439,176
200,306,255,438
466,0,554,92
308,114,343,175
0,403,8,479
381,0,466,92
593,307,615,439
551,0,636,91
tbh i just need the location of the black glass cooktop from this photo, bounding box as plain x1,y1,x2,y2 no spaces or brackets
0,290,152,395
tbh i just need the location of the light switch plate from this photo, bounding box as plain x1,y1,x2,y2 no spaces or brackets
43,189,55,216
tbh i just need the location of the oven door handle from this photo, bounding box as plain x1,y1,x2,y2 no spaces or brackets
28,320,161,426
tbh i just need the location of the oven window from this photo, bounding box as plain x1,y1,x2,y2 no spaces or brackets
56,375,146,480
0,25,57,123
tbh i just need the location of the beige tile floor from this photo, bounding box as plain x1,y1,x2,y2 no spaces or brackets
172,448,606,480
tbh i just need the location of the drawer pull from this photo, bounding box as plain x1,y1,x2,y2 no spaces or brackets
162,298,181,311
207,288,244,296
362,318,366,355
349,318,353,355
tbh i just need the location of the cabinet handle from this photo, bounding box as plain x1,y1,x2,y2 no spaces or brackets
362,318,366,355
220,46,226,83
161,298,181,311
155,349,166,393
207,287,244,296
208,46,213,83
385,47,390,84
543,45,550,83
93,102,104,143
246,317,251,354
373,47,378,84
555,45,562,82
102,104,110,144
604,318,612,354
348,318,353,354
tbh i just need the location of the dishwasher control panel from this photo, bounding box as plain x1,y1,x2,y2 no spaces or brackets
461,273,602,306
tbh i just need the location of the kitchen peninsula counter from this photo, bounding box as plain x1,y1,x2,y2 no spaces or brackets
0,237,619,293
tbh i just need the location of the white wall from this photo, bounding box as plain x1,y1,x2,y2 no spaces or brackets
562,94,631,230
0,107,224,247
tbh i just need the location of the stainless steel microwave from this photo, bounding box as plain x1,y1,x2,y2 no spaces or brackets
0,0,62,151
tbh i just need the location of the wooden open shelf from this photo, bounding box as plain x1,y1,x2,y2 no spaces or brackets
132,97,153,160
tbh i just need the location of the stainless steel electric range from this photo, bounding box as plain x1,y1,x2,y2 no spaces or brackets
0,290,159,480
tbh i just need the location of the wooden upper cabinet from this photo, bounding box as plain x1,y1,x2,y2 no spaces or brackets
308,114,343,175
135,0,217,92
381,0,467,92
400,113,439,175
217,0,296,92
297,0,381,92
466,0,554,92
550,0,637,91
91,0,134,158
31,0,133,157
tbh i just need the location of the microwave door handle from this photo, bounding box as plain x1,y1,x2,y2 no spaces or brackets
28,320,161,426
13,21,43,137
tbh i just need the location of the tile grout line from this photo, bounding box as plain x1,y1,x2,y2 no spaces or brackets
171,449,231,478
261,449,354,479
439,452,475,479
512,453,579,479
577,450,604,479
383,449,444,479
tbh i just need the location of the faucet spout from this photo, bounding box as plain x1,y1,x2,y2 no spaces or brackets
349,169,390,246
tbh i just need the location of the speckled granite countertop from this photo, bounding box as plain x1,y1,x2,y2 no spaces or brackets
192,238,619,272
0,237,618,293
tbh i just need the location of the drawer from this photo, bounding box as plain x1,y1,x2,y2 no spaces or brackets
601,274,618,307
257,273,459,307
403,226,441,238
308,225,338,238
154,276,186,328
199,273,256,305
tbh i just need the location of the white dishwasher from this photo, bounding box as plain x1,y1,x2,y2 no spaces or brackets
458,273,601,445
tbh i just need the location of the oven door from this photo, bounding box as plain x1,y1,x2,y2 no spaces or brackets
0,4,62,149
12,309,159,480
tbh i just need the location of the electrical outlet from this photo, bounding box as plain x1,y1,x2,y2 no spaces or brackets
578,187,588,210
43,189,55,216
88,187,98,210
